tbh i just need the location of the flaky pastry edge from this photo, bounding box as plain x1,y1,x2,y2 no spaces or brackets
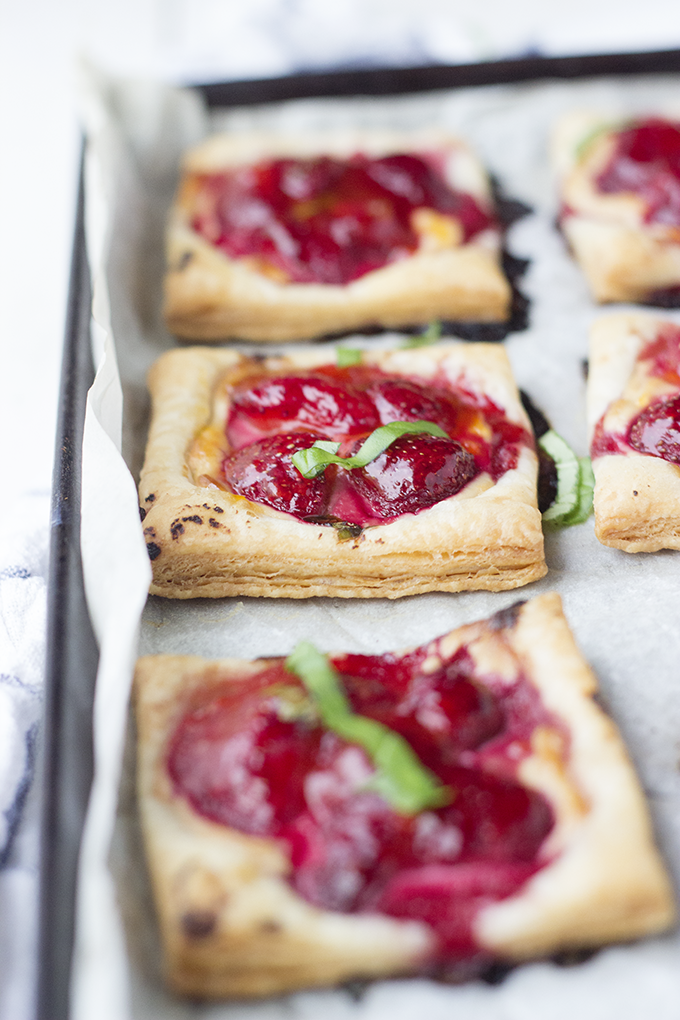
138,342,546,599
553,111,680,303
134,592,675,997
163,129,511,342
587,312,680,551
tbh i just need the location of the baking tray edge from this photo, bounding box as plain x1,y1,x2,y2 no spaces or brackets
37,46,680,1020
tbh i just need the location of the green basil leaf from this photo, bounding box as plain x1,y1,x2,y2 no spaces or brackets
285,642,452,815
539,429,580,523
539,431,594,526
291,420,449,479
561,457,594,526
403,320,442,348
336,347,363,367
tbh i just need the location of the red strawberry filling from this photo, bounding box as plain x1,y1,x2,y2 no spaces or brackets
628,394,680,464
223,432,329,518
190,153,495,285
167,642,556,964
596,118,680,226
222,364,529,527
348,433,478,518
591,325,680,462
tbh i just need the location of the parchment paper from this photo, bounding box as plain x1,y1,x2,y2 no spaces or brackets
74,63,680,1020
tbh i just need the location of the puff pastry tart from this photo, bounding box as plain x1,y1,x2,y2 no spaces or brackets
138,342,545,598
135,593,675,998
554,112,680,304
588,312,680,551
163,129,511,341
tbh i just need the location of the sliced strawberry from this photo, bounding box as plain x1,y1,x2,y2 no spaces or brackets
222,432,331,517
365,377,460,434
348,433,477,518
228,374,379,447
627,394,680,464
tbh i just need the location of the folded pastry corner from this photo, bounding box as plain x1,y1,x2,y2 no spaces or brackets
163,129,512,342
588,311,680,551
134,592,675,998
138,342,545,598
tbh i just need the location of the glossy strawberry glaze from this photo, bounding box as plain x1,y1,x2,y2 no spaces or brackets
190,153,495,285
222,364,529,527
591,325,680,462
596,118,680,226
167,641,556,963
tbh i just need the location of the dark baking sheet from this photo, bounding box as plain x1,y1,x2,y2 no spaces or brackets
39,46,680,1020
39,149,98,1020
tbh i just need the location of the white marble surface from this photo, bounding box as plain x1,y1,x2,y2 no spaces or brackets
3,2,680,1018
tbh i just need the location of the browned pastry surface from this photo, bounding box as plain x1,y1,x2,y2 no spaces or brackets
553,112,680,303
164,129,511,341
588,312,680,551
135,593,675,997
138,343,546,599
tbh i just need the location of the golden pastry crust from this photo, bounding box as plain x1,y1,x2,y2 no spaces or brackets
134,593,675,997
138,343,546,599
163,129,511,342
588,312,680,551
553,111,680,303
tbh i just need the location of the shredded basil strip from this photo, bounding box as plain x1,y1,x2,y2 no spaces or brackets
539,430,593,526
562,456,594,526
403,320,442,348
291,420,449,479
285,642,452,815
336,346,363,367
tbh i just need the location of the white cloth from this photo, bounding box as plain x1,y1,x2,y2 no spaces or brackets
0,493,49,1020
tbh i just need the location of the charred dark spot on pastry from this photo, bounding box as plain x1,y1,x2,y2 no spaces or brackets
170,520,185,540
259,919,282,934
212,505,224,513
581,358,589,380
303,514,363,541
177,251,193,271
145,493,156,503
143,526,156,537
553,947,597,967
146,542,162,561
480,960,514,986
343,979,370,1001
208,518,221,528
592,690,612,716
633,490,638,496
489,601,525,631
644,285,680,309
182,515,203,525
139,506,147,522
181,909,216,940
